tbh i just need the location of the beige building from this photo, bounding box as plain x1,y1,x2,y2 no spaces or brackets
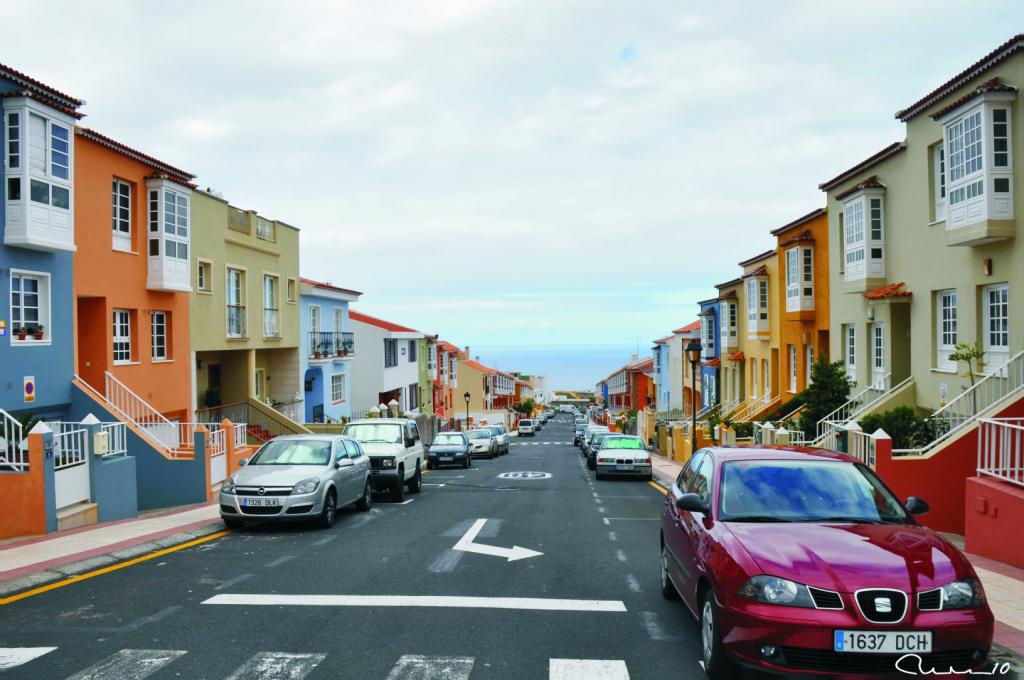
190,189,303,422
734,249,781,420
820,35,1023,415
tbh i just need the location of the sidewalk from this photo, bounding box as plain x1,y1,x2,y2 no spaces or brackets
650,453,1024,668
0,502,225,598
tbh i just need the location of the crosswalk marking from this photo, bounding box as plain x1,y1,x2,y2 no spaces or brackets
0,647,56,670
549,659,630,679
67,649,187,680
224,652,326,680
384,655,475,680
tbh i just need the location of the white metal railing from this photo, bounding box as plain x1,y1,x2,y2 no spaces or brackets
0,408,26,472
101,422,128,457
896,351,1024,456
978,418,1024,488
263,308,279,337
732,395,780,423
104,372,190,455
815,373,892,443
208,427,226,459
232,423,247,448
847,429,874,466
53,425,88,471
694,400,720,422
273,400,304,423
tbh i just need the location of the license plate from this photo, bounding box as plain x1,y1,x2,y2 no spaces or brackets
616,464,634,471
440,457,453,462
834,630,932,654
241,497,280,507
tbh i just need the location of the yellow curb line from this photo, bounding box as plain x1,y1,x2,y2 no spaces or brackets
648,480,668,495
0,529,232,606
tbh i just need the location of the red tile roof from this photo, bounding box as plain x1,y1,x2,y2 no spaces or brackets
672,320,701,334
705,358,721,368
896,34,1024,121
0,90,84,119
863,282,912,300
930,77,1017,120
727,351,745,362
834,175,886,201
652,336,672,345
349,310,421,333
76,127,195,182
436,340,461,353
628,358,654,372
715,277,743,290
0,62,83,109
819,142,906,192
770,208,826,236
462,359,497,375
300,277,363,297
738,250,776,267
742,264,769,278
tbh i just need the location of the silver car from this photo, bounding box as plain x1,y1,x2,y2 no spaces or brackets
482,426,509,455
219,435,372,529
465,429,498,458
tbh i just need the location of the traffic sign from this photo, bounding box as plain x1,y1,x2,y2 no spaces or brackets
24,376,36,403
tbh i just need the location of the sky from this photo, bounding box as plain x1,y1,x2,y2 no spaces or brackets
6,1,1020,388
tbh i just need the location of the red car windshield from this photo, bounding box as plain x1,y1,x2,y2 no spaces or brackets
718,460,910,524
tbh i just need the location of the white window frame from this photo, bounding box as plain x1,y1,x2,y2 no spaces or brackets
112,178,132,251
309,304,321,334
940,101,1014,231
9,269,52,346
255,216,275,242
806,344,814,385
872,323,885,382
113,309,132,365
785,248,799,311
226,268,245,338
751,361,758,399
845,325,857,383
162,187,189,261
843,198,866,280
983,283,1009,371
263,275,280,338
789,344,797,393
331,373,346,403
933,144,946,221
151,311,168,361
936,290,957,372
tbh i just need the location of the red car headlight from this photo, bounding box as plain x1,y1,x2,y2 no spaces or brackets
739,575,816,608
940,578,986,609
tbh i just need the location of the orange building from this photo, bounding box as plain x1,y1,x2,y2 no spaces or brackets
771,208,830,397
73,128,194,421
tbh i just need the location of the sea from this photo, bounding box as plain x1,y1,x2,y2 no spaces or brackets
470,344,643,392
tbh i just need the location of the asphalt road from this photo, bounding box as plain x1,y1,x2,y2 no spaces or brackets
0,415,766,679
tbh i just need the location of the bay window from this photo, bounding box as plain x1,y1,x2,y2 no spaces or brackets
719,301,737,349
146,178,192,291
842,190,885,283
746,277,769,338
936,290,957,372
701,314,716,360
785,246,815,312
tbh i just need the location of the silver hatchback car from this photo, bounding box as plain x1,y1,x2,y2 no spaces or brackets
219,435,372,529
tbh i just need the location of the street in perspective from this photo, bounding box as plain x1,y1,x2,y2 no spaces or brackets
4,5,1024,680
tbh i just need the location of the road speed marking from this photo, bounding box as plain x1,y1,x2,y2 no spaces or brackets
497,471,552,480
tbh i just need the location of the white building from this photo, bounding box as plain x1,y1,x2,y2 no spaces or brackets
349,311,425,417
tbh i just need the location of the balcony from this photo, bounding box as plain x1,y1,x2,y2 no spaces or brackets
309,331,355,361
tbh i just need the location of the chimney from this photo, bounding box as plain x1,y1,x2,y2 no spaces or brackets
475,356,480,363
464,346,470,357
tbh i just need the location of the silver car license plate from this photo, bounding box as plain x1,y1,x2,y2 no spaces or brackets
440,457,453,462
616,464,634,471
242,497,280,507
834,630,932,654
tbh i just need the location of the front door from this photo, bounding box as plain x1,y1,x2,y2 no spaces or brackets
872,324,886,386
76,297,106,393
983,284,1009,374
254,368,266,402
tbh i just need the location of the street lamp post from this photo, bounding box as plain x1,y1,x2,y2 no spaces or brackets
685,339,703,454
464,391,471,430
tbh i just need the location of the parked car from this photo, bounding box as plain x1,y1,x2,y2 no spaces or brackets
427,432,471,469
585,431,614,469
342,418,424,502
573,419,588,445
660,447,994,679
593,435,651,480
465,429,498,458
581,425,610,458
481,426,509,454
518,419,536,436
220,435,372,530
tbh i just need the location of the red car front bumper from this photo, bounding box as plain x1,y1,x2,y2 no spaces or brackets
718,597,994,677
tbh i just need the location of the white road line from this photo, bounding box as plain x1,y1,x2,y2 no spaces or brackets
616,549,627,563
549,659,630,679
602,517,610,525
597,507,606,514
225,652,326,680
384,655,475,680
608,531,617,541
639,611,679,641
265,555,294,568
605,517,658,521
67,649,187,680
625,575,641,593
215,573,254,591
395,499,416,505
0,647,56,670
203,594,628,612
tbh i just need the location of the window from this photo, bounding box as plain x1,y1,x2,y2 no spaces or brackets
22,113,70,211
983,284,1009,368
933,144,946,220
113,309,131,364
384,339,398,368
148,189,159,256
746,279,757,323
869,198,883,241
6,111,20,169
7,177,20,201
947,110,983,183
227,268,245,338
309,305,321,334
408,340,417,362
844,198,865,278
331,374,346,403
10,271,51,344
112,179,132,251
784,247,815,312
763,359,770,399
759,281,768,319
806,345,814,385
872,324,885,380
751,361,758,399
286,278,297,303
940,104,1015,230
785,248,799,310
334,308,344,335
993,108,1010,168
408,383,420,411
255,217,275,241
936,290,957,371
197,261,211,292
151,311,168,361
845,325,856,382
789,345,797,392
702,315,716,358
49,123,69,179
263,275,279,337
163,188,189,260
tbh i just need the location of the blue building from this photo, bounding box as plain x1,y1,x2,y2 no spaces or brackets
1,64,84,418
697,297,720,410
300,278,361,423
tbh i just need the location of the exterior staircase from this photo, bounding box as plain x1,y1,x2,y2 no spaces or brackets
195,398,310,444
811,373,912,449
0,407,26,473
730,394,781,423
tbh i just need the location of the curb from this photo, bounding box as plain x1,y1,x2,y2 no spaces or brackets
0,521,227,599
990,643,1024,679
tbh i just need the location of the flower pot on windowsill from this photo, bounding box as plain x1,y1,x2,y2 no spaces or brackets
33,331,44,340
15,332,28,341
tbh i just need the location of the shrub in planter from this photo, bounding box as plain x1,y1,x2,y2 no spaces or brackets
13,326,28,340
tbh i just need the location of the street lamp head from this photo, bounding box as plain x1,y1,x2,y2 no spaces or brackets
685,339,703,365
464,391,471,404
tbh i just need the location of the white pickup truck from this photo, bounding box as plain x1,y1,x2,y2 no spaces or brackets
342,418,425,501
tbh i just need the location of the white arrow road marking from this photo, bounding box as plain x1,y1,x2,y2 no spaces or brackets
202,594,626,612
422,483,446,487
384,655,475,680
549,659,630,679
67,649,186,680
225,652,326,680
453,519,543,562
0,647,56,670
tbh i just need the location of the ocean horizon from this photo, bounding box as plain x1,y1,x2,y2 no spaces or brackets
469,344,647,392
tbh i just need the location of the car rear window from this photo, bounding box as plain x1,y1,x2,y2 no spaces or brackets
520,420,533,425
465,430,490,440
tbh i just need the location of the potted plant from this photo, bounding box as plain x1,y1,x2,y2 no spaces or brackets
12,325,28,341
30,324,44,340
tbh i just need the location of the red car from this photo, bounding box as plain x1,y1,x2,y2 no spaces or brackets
660,447,994,678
